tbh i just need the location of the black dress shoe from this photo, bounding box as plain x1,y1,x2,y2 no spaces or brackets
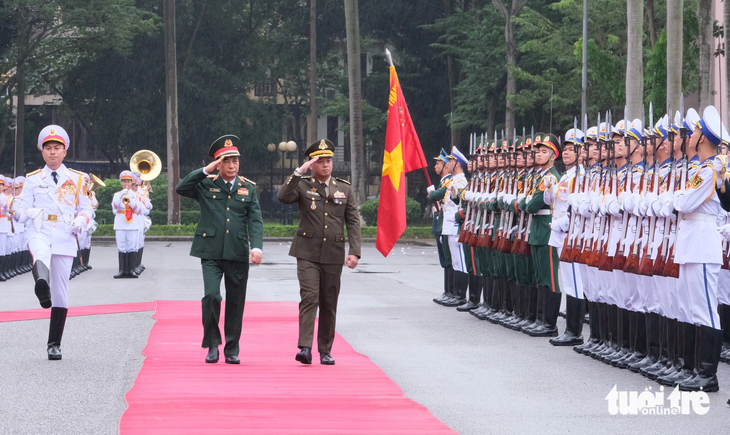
47,345,62,360
456,301,479,312
225,355,240,364
205,347,219,363
295,347,312,364
320,353,335,365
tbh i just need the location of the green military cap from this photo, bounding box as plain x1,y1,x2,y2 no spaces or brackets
535,132,561,159
305,139,335,159
209,135,241,159
513,136,524,151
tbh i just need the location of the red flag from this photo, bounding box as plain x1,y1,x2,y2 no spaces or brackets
376,65,428,257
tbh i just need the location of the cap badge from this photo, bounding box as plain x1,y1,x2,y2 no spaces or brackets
319,140,327,150
50,129,56,135
225,139,232,147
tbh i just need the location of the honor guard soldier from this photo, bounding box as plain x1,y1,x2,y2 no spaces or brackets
0,176,10,280
12,177,31,275
176,135,264,364
277,139,362,366
429,150,455,304
546,128,586,346
12,125,94,359
441,147,470,307
519,133,561,337
112,171,140,278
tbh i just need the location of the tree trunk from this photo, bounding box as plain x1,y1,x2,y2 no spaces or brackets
726,0,730,127
666,0,683,116
443,0,460,151
697,0,713,112
15,17,26,175
180,0,208,75
486,93,496,135
307,0,319,145
344,0,366,204
626,0,644,120
492,0,528,135
645,0,657,49
164,0,181,224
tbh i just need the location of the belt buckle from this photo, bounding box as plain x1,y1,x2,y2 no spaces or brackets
47,214,58,222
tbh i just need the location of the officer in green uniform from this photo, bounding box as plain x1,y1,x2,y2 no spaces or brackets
520,133,562,337
176,135,264,365
277,139,362,366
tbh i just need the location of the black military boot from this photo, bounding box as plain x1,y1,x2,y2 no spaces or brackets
520,286,543,333
606,308,632,365
473,277,491,318
85,248,93,271
487,280,508,323
593,304,618,359
138,247,145,272
575,300,601,353
133,249,144,275
617,311,647,368
512,286,534,330
457,274,482,312
21,251,30,273
719,305,730,363
0,256,6,282
586,302,608,357
630,312,662,373
434,267,452,305
502,283,525,327
444,271,468,307
658,322,697,386
679,325,722,393
125,253,139,278
478,277,498,320
528,290,560,337
551,295,586,346
69,255,78,279
7,253,17,278
32,261,52,309
114,252,125,279
47,307,68,360
648,318,680,379
496,282,515,326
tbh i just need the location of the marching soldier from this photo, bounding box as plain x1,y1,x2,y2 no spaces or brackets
12,125,94,359
176,134,264,364
277,139,362,366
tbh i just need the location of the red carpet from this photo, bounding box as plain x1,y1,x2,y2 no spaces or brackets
0,302,156,323
120,300,456,434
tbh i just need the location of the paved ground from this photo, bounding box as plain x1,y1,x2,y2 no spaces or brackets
1,241,729,434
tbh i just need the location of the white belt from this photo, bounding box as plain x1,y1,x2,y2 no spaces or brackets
680,212,715,223
552,212,566,220
535,209,552,216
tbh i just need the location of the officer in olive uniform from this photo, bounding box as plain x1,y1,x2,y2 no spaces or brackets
175,135,264,365
277,139,362,366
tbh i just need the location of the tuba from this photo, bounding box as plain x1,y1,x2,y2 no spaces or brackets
130,150,162,193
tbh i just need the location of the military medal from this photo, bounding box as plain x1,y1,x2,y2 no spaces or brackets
311,200,317,210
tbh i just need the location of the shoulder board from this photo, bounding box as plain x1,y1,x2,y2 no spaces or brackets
206,174,217,179
335,177,351,185
26,169,41,177
302,175,312,180
239,176,256,185
69,168,84,175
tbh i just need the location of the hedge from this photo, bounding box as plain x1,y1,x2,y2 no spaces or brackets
359,197,423,226
93,224,433,239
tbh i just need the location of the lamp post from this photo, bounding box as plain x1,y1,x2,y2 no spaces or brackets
266,142,276,191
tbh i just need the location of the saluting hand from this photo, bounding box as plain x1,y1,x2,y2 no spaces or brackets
345,255,359,269
204,157,223,175
297,156,319,174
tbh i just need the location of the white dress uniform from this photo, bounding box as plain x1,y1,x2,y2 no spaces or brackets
444,171,468,273
15,164,93,308
0,177,9,280
112,186,141,252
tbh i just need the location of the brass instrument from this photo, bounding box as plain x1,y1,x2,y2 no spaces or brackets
7,196,15,233
131,150,161,193
87,173,106,195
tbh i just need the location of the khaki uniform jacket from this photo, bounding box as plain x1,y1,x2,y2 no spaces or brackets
176,168,264,262
277,171,362,264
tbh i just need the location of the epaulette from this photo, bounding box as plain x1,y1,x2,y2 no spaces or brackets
69,168,84,175
26,169,41,177
239,176,256,185
302,176,312,180
207,174,217,179
335,177,351,185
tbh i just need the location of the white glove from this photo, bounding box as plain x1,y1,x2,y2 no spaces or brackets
622,192,640,214
714,156,726,188
503,193,515,205
543,175,555,188
617,191,630,206
637,192,656,217
659,200,675,219
553,215,570,233
589,192,602,214
426,185,435,194
464,191,474,202
605,194,622,217
517,193,526,202
144,216,152,233
718,224,730,242
509,225,519,237
70,217,87,235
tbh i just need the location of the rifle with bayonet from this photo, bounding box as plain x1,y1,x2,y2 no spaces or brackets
518,128,536,257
